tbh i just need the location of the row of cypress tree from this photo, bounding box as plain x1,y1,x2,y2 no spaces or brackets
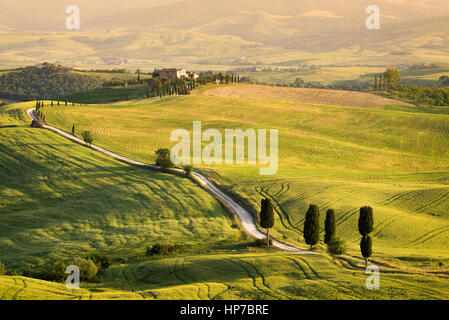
260,199,374,266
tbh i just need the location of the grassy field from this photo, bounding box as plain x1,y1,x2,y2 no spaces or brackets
205,85,413,109
2,87,449,299
41,85,449,267
237,67,387,86
64,85,154,104
2,251,449,300
0,104,243,272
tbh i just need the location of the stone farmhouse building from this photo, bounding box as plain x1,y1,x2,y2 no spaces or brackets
158,68,199,80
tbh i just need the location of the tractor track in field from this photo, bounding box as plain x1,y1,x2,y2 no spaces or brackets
27,108,311,254
11,278,27,300
286,256,361,299
256,186,303,235
415,190,449,213
211,283,231,300
228,258,288,300
378,191,416,206
404,225,449,247
173,258,205,300
130,268,157,299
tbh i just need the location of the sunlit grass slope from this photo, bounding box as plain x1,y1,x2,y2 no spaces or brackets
0,105,243,271
42,86,449,265
2,252,449,300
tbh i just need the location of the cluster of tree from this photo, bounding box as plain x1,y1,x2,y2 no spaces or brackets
145,243,184,256
259,199,373,264
196,72,241,85
391,86,449,106
20,254,111,282
146,77,196,98
374,68,401,91
0,63,104,100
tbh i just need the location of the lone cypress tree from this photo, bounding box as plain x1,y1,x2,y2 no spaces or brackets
260,198,275,245
358,206,374,237
324,209,336,244
358,206,374,267
360,235,372,266
303,204,320,250
72,124,75,135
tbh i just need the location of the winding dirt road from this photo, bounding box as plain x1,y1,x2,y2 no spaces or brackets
27,108,311,254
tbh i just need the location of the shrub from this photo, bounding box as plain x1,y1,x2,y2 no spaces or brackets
145,243,183,256
90,254,111,270
74,258,98,281
155,148,174,169
327,238,346,256
256,238,273,247
81,131,94,146
183,165,193,178
30,119,44,128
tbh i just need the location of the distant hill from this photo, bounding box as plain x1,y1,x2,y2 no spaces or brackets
0,63,103,100
0,0,449,68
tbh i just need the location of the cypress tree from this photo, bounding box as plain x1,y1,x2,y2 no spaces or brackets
303,204,320,250
358,206,374,237
358,206,374,266
374,75,379,91
360,235,372,267
324,209,336,244
260,198,275,245
72,124,75,135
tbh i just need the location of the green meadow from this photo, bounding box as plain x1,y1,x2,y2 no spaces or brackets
2,252,449,300
2,85,449,299
42,85,449,266
0,104,242,272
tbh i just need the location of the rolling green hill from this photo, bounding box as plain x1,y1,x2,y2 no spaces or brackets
2,89,449,299
2,252,449,300
0,64,103,100
0,103,243,272
42,85,449,267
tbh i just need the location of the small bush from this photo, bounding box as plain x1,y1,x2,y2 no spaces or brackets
155,148,174,169
256,238,273,247
74,258,98,281
81,131,94,145
145,243,183,256
90,254,111,270
327,238,346,256
183,165,193,178
30,119,44,128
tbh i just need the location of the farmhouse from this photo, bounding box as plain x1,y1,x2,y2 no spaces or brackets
159,68,199,80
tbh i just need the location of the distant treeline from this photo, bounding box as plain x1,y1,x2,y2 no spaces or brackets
390,86,449,106
0,63,104,100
